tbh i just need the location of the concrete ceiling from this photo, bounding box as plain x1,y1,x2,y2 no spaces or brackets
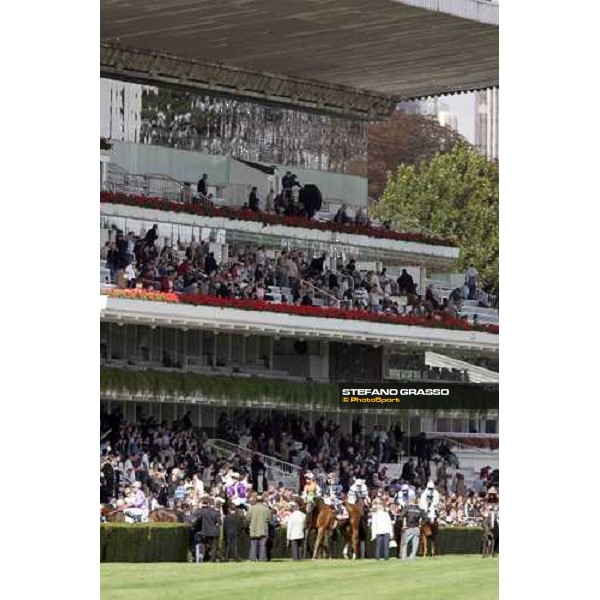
101,0,498,101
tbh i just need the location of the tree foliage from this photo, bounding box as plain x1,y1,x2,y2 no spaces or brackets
373,143,499,293
368,110,464,199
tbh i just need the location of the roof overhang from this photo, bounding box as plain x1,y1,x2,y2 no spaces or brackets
100,296,499,352
101,0,498,118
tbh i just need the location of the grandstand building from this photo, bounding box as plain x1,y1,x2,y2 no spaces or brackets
100,0,499,489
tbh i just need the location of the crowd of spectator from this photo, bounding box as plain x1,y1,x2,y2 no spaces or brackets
100,407,499,532
101,226,474,321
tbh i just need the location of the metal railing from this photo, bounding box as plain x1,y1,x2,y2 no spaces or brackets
206,438,301,489
300,279,341,308
430,435,499,453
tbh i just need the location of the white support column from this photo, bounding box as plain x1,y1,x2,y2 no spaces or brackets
419,266,427,298
183,329,188,370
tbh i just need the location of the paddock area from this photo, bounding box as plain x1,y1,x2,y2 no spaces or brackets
100,555,499,600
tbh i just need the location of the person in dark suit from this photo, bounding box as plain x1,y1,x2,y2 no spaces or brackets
248,187,260,212
205,252,218,276
223,505,245,562
197,174,208,197
195,497,222,562
397,269,416,295
144,224,159,245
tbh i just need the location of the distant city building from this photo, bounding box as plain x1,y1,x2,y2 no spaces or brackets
100,79,143,142
437,103,459,132
397,97,439,117
475,88,499,160
397,98,460,137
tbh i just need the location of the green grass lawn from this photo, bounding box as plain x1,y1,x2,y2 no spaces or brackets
101,555,498,600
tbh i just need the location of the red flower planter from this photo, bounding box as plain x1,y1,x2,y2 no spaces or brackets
100,192,456,247
103,289,499,335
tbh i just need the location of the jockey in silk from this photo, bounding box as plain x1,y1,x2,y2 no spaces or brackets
324,472,345,517
225,472,248,507
347,478,370,506
419,481,440,522
301,472,322,505
419,481,440,521
395,483,416,508
124,482,149,523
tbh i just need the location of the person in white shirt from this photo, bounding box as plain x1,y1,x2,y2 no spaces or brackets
286,502,307,560
371,502,393,560
192,474,204,497
419,481,441,522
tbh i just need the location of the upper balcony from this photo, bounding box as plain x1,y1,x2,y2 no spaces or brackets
100,192,459,269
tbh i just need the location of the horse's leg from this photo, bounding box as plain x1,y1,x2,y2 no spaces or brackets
352,526,359,560
313,528,323,560
303,529,310,559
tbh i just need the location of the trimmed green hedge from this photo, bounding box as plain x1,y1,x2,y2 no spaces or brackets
100,523,188,562
100,524,484,562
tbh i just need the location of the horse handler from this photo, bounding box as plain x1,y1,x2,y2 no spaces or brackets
401,497,424,560
286,501,306,561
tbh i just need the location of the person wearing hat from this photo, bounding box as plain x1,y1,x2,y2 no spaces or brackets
286,501,306,561
123,482,148,523
395,483,416,509
348,477,369,506
324,472,344,517
301,472,321,506
194,496,222,563
400,497,425,560
245,493,271,561
419,481,441,522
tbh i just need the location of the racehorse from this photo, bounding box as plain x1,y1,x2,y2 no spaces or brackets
303,497,335,559
420,510,439,557
100,505,182,524
482,512,499,558
100,504,125,523
148,508,183,523
341,499,366,560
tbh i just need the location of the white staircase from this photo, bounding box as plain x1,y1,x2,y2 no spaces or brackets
434,436,499,487
425,351,499,383
206,438,301,490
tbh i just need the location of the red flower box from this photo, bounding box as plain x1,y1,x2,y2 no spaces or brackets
100,191,456,247
103,289,499,335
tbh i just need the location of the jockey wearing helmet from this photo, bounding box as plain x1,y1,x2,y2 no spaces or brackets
301,472,322,504
124,482,149,523
395,483,416,508
419,481,440,521
324,472,344,514
348,477,370,506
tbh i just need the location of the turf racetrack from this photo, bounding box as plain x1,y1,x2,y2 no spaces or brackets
101,555,498,600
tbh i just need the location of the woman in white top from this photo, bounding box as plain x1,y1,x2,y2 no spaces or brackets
371,503,394,560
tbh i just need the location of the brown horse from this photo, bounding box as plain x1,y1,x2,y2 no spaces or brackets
303,498,335,559
342,499,365,559
420,517,439,557
148,508,183,523
100,505,125,523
